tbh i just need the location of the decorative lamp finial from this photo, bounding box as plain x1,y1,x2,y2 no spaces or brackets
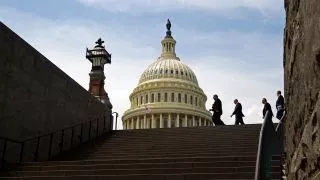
95,38,104,47
166,19,172,37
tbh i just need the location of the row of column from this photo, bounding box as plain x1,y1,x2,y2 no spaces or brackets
124,113,212,130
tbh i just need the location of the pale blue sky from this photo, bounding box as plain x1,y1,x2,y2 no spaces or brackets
0,0,285,128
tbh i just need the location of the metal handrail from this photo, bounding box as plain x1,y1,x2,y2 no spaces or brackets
0,115,112,170
112,112,119,130
255,110,286,180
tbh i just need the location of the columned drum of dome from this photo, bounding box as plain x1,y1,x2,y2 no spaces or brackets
122,19,212,129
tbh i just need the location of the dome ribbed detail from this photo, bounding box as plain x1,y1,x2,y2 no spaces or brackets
138,57,198,85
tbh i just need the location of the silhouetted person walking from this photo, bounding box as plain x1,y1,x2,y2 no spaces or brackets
276,90,285,120
262,98,273,119
209,94,225,125
231,99,245,125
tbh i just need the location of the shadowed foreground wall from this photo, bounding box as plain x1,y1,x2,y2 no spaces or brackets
284,0,320,179
0,21,112,140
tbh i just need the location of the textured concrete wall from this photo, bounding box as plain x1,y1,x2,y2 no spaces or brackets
284,0,320,179
0,21,112,141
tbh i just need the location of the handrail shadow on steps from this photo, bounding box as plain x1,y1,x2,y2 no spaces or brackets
255,110,286,180
0,114,114,171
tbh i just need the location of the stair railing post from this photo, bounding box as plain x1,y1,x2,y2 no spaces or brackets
19,142,24,163
88,120,92,140
48,133,53,158
112,112,119,131
1,140,7,168
80,123,83,143
59,129,64,153
96,118,99,137
110,114,114,130
70,126,74,148
34,137,41,162
103,116,106,131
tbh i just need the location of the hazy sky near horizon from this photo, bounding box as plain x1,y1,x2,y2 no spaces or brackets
0,0,285,129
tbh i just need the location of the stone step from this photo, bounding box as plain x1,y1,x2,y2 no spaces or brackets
0,172,280,180
92,143,259,149
83,146,259,154
83,150,258,156
96,144,259,150
105,134,260,139
16,160,280,171
98,140,259,146
6,166,281,177
80,151,261,158
22,155,280,165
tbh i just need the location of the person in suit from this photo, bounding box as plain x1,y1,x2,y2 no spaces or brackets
276,90,285,120
262,98,273,119
209,94,225,125
230,99,245,125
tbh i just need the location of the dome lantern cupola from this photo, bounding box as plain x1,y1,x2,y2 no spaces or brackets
161,19,177,59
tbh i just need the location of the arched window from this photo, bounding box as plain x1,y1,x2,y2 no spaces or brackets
140,96,143,105
195,97,198,106
145,94,148,103
158,93,161,102
190,95,193,105
164,93,168,102
178,93,181,103
171,93,175,102
184,94,187,103
151,93,155,103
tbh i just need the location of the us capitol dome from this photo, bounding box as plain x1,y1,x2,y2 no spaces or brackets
122,19,212,130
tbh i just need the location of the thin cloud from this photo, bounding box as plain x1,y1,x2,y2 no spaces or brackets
77,0,282,16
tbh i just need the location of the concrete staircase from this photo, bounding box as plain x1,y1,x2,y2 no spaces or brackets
0,124,281,179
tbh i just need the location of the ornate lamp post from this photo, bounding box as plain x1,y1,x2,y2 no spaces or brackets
86,38,111,70
86,38,112,110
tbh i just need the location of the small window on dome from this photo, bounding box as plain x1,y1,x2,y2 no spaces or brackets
195,97,198,106
164,93,168,102
140,96,143,105
165,69,168,74
160,69,163,74
171,70,173,74
186,73,188,76
151,94,154,103
176,70,178,74
158,93,161,102
184,94,187,103
181,72,183,75
145,94,148,103
190,95,193,105
178,93,181,102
